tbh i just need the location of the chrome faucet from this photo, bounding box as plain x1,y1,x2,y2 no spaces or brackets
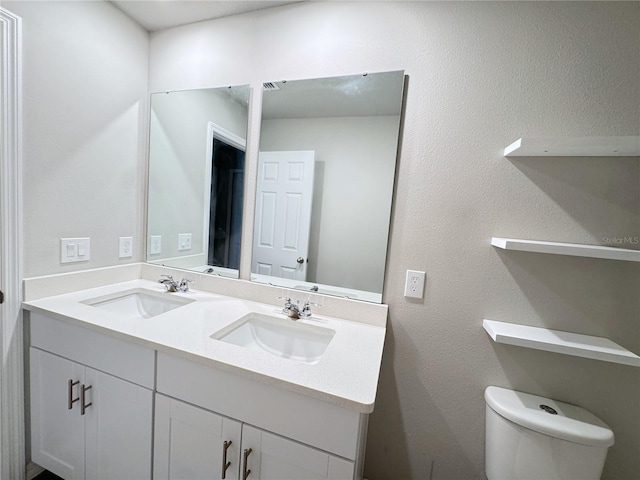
158,275,192,293
277,297,320,319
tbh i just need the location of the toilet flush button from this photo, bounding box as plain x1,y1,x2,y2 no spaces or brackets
540,404,558,415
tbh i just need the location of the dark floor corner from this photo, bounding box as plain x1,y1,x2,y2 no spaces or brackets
33,471,63,480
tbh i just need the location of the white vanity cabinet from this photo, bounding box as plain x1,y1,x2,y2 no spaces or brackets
154,395,242,480
24,281,384,480
29,312,155,480
154,394,354,480
155,353,368,480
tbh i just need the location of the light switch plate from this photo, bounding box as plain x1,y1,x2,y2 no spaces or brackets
404,269,425,299
119,236,133,258
61,238,90,263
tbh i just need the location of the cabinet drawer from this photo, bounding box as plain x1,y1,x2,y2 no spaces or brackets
157,352,365,460
30,312,155,389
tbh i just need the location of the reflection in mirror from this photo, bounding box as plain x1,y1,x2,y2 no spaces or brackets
147,85,250,277
252,71,405,302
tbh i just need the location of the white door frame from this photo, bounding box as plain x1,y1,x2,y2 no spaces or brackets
0,7,25,480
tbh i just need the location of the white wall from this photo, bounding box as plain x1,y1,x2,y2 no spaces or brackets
4,0,149,278
260,116,399,293
150,2,639,479
148,88,248,263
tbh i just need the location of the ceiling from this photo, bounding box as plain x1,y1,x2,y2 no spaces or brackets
110,0,302,32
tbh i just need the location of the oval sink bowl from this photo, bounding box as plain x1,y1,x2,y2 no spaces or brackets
212,313,335,364
81,288,194,319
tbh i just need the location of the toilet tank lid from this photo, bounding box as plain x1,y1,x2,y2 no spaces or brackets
485,386,614,447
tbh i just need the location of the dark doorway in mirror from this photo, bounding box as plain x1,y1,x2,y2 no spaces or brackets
208,138,245,270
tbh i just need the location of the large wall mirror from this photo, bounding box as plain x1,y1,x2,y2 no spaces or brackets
147,85,250,277
252,71,405,303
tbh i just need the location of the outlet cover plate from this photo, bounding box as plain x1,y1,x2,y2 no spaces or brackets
149,235,162,255
404,269,425,299
119,236,133,258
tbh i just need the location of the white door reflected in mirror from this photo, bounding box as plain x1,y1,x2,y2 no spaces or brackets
253,151,315,281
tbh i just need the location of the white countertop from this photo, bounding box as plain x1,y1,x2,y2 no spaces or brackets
23,279,387,413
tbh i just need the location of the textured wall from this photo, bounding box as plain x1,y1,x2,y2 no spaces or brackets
150,3,639,478
4,0,148,277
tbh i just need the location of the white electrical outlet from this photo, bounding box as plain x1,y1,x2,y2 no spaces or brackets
61,237,91,263
404,269,426,299
178,233,192,251
149,235,162,255
119,236,133,258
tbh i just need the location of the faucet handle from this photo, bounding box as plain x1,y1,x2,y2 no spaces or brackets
178,278,193,292
276,296,292,306
277,296,296,317
300,300,321,318
159,275,178,292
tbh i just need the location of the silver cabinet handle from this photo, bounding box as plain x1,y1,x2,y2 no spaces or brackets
222,440,232,479
242,448,252,480
81,384,92,415
68,379,80,410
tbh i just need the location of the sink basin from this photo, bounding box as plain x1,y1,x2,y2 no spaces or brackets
212,313,335,364
82,288,194,319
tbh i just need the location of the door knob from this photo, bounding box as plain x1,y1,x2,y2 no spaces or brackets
296,257,304,264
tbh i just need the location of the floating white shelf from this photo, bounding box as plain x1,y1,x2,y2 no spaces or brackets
491,237,640,262
483,319,640,367
504,136,640,157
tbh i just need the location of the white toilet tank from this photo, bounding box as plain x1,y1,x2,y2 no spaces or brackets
485,386,614,480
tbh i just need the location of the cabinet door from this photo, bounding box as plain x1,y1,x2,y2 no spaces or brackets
241,425,355,480
30,347,85,480
84,368,153,480
154,394,242,480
